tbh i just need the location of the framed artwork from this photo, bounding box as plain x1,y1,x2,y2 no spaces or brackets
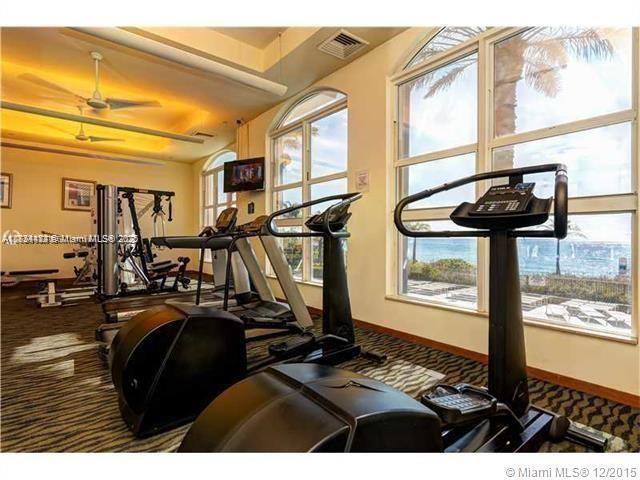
62,178,96,211
1,173,12,209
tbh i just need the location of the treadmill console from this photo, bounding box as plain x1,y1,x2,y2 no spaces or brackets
214,207,238,233
470,183,535,216
305,202,351,233
236,215,269,234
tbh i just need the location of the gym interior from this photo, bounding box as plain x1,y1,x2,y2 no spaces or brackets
1,22,639,457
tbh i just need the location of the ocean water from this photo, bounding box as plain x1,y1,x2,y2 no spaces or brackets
409,238,631,278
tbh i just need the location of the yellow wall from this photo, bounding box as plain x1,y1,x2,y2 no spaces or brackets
202,27,640,396
1,146,197,278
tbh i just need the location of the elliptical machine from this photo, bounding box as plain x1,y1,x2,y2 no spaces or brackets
109,193,377,438
178,164,607,452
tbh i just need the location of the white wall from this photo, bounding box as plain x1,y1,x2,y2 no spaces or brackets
203,28,640,396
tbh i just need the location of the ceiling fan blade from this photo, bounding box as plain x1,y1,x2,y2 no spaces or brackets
89,107,110,117
19,73,86,102
106,98,162,110
88,136,124,142
42,123,76,137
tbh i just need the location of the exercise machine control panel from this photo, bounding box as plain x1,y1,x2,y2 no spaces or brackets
214,207,238,232
470,183,535,216
237,215,269,234
306,202,351,233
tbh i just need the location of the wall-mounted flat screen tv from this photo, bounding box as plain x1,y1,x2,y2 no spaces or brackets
223,157,265,192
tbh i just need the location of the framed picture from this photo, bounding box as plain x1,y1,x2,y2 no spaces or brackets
62,178,96,211
1,173,12,209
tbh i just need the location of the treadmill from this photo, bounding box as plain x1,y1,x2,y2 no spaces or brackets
159,214,313,339
100,207,249,322
96,209,314,363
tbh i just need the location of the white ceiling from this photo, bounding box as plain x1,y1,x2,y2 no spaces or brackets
210,27,285,48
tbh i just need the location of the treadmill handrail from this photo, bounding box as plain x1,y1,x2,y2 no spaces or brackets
266,193,362,239
394,164,567,240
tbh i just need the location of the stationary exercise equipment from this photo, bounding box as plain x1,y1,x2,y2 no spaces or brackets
96,184,190,300
108,193,375,438
26,233,97,308
1,269,60,287
97,205,313,347
98,207,240,324
179,164,607,452
152,213,314,337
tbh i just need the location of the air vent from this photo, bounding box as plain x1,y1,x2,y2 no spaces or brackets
191,131,215,139
318,29,369,60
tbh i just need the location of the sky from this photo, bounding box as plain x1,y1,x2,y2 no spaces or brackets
402,27,634,243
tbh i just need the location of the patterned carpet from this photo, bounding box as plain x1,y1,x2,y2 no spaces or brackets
1,284,638,452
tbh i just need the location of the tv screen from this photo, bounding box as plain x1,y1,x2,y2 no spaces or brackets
223,157,265,193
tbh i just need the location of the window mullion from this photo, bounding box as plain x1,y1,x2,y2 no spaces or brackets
401,207,455,221
395,143,477,168
633,27,640,340
302,120,312,282
213,169,219,215
273,181,303,192
566,194,637,214
306,171,348,185
491,110,635,150
477,30,492,313
201,175,206,227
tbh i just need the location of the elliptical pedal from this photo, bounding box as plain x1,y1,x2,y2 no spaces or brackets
422,384,497,428
268,333,316,358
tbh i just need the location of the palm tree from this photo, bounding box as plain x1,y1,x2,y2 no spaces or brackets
409,27,487,66
406,221,431,262
412,27,616,150
410,27,615,276
278,126,319,170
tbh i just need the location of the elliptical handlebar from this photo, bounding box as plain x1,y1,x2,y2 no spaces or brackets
266,192,362,239
394,163,567,239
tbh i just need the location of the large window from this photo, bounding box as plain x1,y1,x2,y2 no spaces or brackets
270,90,348,283
202,150,237,228
394,27,637,338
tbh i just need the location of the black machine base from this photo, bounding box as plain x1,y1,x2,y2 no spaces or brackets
179,363,443,452
109,304,248,438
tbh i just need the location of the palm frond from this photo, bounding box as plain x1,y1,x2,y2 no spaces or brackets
410,27,486,65
523,62,564,97
422,64,470,99
281,137,301,149
529,27,614,62
519,28,613,97
406,221,432,232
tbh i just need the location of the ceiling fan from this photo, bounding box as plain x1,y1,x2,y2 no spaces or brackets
21,51,161,114
44,107,124,143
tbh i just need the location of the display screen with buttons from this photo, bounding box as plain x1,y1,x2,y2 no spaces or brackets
469,183,535,216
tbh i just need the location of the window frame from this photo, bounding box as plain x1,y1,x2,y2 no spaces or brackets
389,27,639,343
269,91,349,284
202,150,237,230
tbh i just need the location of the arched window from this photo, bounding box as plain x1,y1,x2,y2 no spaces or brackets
270,89,348,282
202,150,237,228
405,27,487,69
393,27,636,338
